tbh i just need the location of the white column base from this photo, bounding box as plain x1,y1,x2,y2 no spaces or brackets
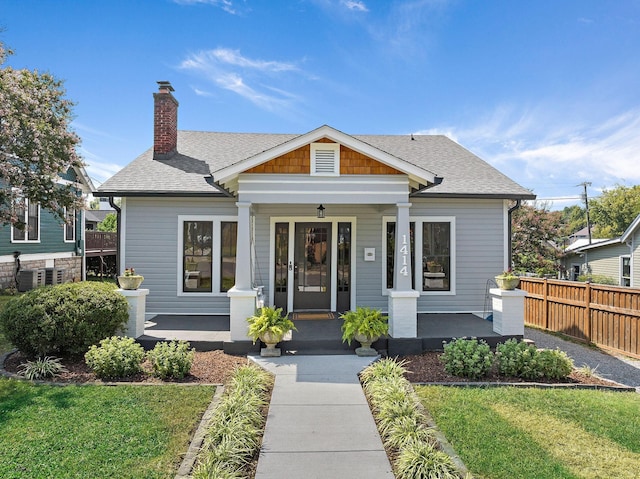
117,288,149,338
228,287,258,341
388,289,420,338
490,288,527,335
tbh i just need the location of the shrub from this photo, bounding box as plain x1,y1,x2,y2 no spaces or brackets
0,282,128,357
84,336,145,379
17,356,68,380
496,339,539,378
147,340,195,379
537,348,574,379
441,337,493,379
496,340,574,380
395,441,459,479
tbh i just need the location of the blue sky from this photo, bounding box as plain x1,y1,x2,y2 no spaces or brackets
2,0,639,209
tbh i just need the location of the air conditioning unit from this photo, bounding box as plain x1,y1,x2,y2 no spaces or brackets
17,269,46,292
45,268,64,285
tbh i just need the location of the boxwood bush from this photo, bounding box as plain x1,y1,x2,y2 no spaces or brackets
441,337,494,379
147,340,195,379
0,282,128,357
85,336,145,379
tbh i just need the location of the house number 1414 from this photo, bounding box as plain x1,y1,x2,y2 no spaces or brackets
400,234,409,276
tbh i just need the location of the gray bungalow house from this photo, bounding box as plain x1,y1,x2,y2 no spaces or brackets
98,82,535,341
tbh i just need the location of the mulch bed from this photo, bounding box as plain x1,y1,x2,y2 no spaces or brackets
2,350,623,387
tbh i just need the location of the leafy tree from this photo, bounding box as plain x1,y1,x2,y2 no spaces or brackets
512,202,563,276
89,197,100,210
589,185,640,238
560,204,586,237
97,212,117,232
0,42,85,227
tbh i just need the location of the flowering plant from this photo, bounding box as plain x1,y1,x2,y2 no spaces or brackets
497,268,517,279
123,267,137,277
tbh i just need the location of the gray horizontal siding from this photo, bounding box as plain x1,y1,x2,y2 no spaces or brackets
585,243,631,285
124,197,507,317
122,197,237,315
634,231,640,287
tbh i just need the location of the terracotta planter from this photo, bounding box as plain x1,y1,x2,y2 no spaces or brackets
118,275,144,290
495,276,519,290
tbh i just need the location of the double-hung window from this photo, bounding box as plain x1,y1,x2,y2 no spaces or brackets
384,216,455,294
64,208,76,242
12,198,40,242
621,255,631,287
179,216,237,294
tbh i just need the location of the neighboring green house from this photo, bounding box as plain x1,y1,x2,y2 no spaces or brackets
564,214,640,287
0,166,95,290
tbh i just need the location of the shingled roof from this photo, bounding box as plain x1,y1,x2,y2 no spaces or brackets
97,128,535,200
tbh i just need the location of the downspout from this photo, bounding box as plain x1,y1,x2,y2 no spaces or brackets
109,197,121,277
507,199,521,269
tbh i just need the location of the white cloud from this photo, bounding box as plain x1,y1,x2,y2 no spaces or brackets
417,106,640,206
342,1,368,12
173,0,237,15
179,48,302,112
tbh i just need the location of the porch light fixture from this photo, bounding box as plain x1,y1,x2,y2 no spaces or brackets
317,204,325,218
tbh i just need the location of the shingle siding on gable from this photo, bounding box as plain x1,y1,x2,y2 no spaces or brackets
244,143,403,176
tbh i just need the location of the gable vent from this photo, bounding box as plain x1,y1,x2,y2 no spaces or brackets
311,143,340,176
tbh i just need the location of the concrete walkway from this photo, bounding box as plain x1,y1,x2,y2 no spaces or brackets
250,354,394,479
525,327,640,392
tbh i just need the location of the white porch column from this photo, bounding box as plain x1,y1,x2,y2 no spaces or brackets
490,288,526,335
388,202,419,338
118,288,149,338
228,201,257,341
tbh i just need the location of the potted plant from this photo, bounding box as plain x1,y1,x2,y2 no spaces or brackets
247,306,297,357
340,306,388,357
495,269,520,290
426,260,442,273
118,267,144,290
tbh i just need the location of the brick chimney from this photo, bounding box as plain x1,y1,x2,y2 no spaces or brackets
153,81,179,159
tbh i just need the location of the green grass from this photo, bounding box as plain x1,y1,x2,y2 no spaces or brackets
416,386,640,479
0,378,216,478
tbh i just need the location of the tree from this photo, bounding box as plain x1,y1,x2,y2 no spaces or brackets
589,185,640,238
512,202,564,276
560,204,586,236
97,213,117,232
0,42,85,227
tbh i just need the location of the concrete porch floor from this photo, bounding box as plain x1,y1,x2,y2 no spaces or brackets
138,313,517,355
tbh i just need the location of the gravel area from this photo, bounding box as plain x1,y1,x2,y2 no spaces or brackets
525,327,640,391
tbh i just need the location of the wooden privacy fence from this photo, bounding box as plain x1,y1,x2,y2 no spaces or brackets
519,278,640,359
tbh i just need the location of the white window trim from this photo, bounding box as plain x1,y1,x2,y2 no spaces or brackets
382,216,456,296
620,255,631,286
177,215,237,297
11,199,41,243
64,207,76,243
310,142,340,176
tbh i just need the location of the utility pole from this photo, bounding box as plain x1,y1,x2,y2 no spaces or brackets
578,182,592,244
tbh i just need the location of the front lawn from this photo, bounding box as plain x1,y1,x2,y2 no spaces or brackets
0,379,215,478
416,386,640,479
